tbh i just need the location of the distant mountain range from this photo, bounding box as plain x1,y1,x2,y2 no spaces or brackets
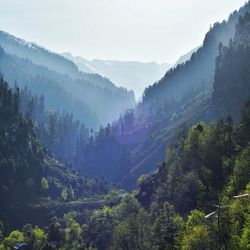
62,48,201,100
0,31,135,128
62,53,172,99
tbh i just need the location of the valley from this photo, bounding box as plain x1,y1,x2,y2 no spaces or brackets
0,1,249,249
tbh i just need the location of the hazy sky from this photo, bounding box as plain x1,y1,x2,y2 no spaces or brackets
0,0,247,63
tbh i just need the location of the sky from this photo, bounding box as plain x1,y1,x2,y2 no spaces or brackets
0,0,247,63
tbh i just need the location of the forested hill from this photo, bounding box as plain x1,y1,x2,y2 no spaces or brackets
74,102,250,250
0,77,111,231
85,102,250,250
136,106,250,215
0,31,135,128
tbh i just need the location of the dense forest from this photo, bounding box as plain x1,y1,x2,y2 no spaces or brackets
0,1,250,250
0,77,113,234
15,87,132,184
0,76,249,249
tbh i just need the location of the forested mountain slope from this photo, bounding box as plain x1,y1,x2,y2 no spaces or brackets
79,103,250,250
136,109,250,214
17,87,130,184
0,77,111,232
75,104,250,250
120,2,250,188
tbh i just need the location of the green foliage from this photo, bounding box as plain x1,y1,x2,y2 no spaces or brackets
181,210,212,250
32,226,47,249
240,216,250,249
232,145,250,193
61,188,68,201
152,202,184,249
61,212,84,250
41,177,49,192
182,224,210,250
3,230,24,249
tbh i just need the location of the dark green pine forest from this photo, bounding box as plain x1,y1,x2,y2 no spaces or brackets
0,2,250,250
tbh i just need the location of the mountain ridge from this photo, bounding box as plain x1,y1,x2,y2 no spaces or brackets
62,52,172,99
